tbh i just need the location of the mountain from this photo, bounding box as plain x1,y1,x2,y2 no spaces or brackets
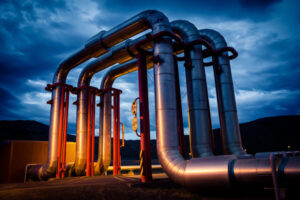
1,115,300,160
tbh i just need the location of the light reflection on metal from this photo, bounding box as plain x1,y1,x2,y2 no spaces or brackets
27,10,300,190
171,20,213,158
29,10,171,180
198,29,246,156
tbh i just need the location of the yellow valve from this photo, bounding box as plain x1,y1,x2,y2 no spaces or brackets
120,122,125,148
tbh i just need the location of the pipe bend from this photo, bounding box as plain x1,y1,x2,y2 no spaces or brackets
198,29,246,156
171,20,200,43
198,29,227,49
171,20,214,158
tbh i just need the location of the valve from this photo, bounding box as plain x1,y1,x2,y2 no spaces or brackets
131,97,141,137
120,122,125,148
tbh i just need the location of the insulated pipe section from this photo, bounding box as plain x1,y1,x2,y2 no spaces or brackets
198,29,246,156
95,58,153,175
171,20,213,158
34,10,170,180
153,33,237,187
75,14,172,175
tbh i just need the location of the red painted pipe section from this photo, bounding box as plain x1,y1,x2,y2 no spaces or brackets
137,50,152,182
86,88,92,176
116,93,121,174
91,92,96,176
56,85,65,179
61,88,70,178
113,90,121,175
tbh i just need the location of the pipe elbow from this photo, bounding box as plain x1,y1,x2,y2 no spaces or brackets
139,10,171,33
171,20,200,43
198,29,227,49
158,146,236,188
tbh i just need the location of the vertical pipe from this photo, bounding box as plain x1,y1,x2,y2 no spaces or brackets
198,29,246,156
113,92,118,175
116,92,121,174
61,89,69,178
86,88,91,176
56,86,65,179
91,92,96,176
137,50,152,182
173,57,186,158
171,21,213,158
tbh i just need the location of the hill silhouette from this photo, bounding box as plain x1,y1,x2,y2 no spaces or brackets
1,115,299,160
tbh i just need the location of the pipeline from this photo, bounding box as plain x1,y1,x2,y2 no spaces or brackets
171,20,214,158
28,10,300,193
72,16,174,175
198,29,246,156
28,10,173,180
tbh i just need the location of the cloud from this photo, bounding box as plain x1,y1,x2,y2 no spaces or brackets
0,0,299,140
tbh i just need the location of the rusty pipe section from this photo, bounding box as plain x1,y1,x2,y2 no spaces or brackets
74,14,172,175
171,20,213,158
198,29,246,156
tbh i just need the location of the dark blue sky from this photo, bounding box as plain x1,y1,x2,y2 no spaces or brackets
0,0,299,139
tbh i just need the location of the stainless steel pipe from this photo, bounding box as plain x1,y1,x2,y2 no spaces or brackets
198,29,246,156
96,58,153,174
74,37,151,175
74,13,173,175
171,20,213,158
154,27,300,188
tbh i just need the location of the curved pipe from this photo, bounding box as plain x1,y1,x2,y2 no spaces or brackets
95,58,153,174
29,10,171,180
154,27,300,188
74,15,172,175
198,29,246,156
171,20,213,158
74,36,152,175
153,26,237,187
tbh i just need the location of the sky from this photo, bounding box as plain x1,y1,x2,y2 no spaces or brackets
0,0,299,140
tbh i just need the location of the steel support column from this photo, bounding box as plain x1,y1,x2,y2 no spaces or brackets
137,50,152,182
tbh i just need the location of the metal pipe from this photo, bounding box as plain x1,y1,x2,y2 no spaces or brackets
56,85,65,179
198,29,246,156
171,20,213,158
95,58,153,175
153,28,300,188
30,10,170,180
173,56,186,158
86,88,92,176
73,11,171,176
137,49,152,182
61,89,69,178
91,92,96,176
74,36,152,175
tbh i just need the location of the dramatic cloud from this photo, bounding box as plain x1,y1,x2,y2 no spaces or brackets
0,0,299,139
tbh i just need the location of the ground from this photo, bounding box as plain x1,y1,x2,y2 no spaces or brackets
0,173,292,200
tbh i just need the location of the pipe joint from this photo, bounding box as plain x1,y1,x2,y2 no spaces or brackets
85,31,108,57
